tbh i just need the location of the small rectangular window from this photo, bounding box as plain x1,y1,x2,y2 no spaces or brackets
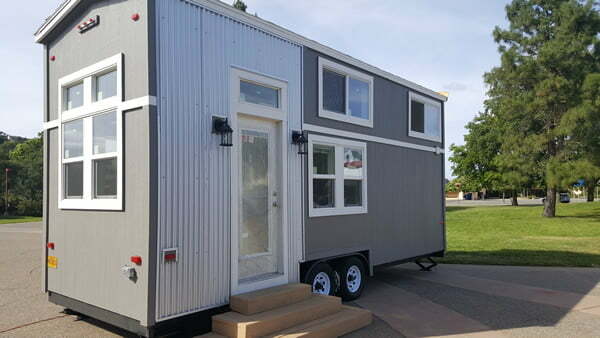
240,80,279,108
95,70,117,101
322,69,346,114
409,92,442,142
64,162,84,198
309,135,367,217
94,157,117,198
63,119,84,159
93,111,117,154
66,82,84,110
319,58,373,127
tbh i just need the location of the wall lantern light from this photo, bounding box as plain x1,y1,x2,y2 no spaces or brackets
212,116,233,147
291,130,308,155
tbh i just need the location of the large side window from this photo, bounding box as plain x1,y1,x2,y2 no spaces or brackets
58,54,123,210
409,92,442,142
318,57,374,128
308,135,367,217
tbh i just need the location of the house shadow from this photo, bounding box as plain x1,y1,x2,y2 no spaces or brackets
368,254,600,337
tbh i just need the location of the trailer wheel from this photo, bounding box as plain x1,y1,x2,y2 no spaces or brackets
336,256,366,301
306,262,336,296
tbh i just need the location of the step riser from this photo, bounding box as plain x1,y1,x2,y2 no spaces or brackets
213,296,341,338
230,284,312,315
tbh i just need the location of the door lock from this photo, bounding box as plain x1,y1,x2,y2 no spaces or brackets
272,201,279,208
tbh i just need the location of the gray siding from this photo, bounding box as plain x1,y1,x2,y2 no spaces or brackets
155,0,303,321
303,48,445,265
303,48,444,148
46,0,152,122
44,0,153,325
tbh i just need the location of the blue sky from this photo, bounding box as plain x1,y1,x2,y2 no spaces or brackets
0,0,510,177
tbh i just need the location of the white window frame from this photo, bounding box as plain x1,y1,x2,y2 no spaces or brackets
57,54,123,210
308,134,368,217
408,91,442,143
318,57,374,128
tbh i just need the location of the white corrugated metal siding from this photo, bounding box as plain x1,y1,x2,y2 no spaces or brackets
155,0,304,321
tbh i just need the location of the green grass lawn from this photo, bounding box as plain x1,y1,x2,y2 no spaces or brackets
441,202,600,267
0,215,42,224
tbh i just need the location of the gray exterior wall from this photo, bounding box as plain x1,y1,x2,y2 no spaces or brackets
43,0,155,326
303,48,445,265
154,0,303,321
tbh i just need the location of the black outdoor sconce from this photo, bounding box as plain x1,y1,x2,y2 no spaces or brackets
291,130,308,155
212,116,233,147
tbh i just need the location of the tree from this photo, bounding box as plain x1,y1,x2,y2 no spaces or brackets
9,134,43,204
233,0,247,12
485,0,600,217
449,111,502,195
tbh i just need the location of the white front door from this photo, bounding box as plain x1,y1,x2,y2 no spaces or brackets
230,68,289,295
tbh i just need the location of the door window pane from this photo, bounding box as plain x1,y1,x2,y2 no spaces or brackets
313,145,335,175
93,111,117,154
344,180,362,207
94,158,117,198
240,130,270,256
63,119,83,159
96,71,117,101
66,82,84,110
425,104,441,138
322,69,346,114
411,100,425,133
348,77,369,120
240,80,279,108
313,179,334,208
64,162,83,198
344,148,363,178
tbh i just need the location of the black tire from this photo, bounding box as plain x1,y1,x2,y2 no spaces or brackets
336,256,366,301
305,262,336,296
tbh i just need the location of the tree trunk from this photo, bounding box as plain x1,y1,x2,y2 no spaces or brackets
543,187,556,217
511,192,518,206
587,182,595,202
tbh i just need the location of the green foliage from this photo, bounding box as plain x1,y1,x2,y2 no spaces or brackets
479,0,600,215
232,0,247,12
0,132,43,216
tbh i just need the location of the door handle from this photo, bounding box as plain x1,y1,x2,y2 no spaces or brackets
272,201,279,208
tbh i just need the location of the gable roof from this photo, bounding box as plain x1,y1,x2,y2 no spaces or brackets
34,0,448,102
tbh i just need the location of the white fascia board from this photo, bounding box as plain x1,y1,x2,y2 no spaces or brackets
34,0,79,43
35,0,449,103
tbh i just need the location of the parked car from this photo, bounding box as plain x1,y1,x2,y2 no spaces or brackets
560,193,570,203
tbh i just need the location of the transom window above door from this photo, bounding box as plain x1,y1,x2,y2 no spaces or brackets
308,134,368,217
318,57,374,128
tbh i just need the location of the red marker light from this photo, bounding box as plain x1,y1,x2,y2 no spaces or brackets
47,242,55,250
165,253,176,261
50,56,56,61
131,13,140,21
130,256,142,265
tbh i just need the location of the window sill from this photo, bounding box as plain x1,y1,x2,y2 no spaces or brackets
408,130,442,143
318,109,373,128
59,198,123,211
309,206,368,218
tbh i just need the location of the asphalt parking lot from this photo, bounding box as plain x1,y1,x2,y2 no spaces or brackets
2,221,600,337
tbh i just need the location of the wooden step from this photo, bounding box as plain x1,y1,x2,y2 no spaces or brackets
230,283,312,315
266,305,373,338
195,333,226,338
212,295,341,338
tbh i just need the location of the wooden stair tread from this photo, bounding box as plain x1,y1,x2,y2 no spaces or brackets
230,283,312,315
266,305,373,338
213,295,341,338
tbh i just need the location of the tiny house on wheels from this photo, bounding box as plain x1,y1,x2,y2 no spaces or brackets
36,0,448,336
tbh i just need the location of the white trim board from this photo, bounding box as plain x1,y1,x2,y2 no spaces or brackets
43,95,157,130
303,123,444,154
34,0,448,103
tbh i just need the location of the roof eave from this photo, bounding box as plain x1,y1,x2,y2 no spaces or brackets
34,0,79,43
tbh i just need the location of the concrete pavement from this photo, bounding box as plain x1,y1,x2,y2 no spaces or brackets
2,221,600,337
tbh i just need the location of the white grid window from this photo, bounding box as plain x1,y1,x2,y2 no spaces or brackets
57,54,123,210
318,57,374,128
308,134,368,217
409,92,442,142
